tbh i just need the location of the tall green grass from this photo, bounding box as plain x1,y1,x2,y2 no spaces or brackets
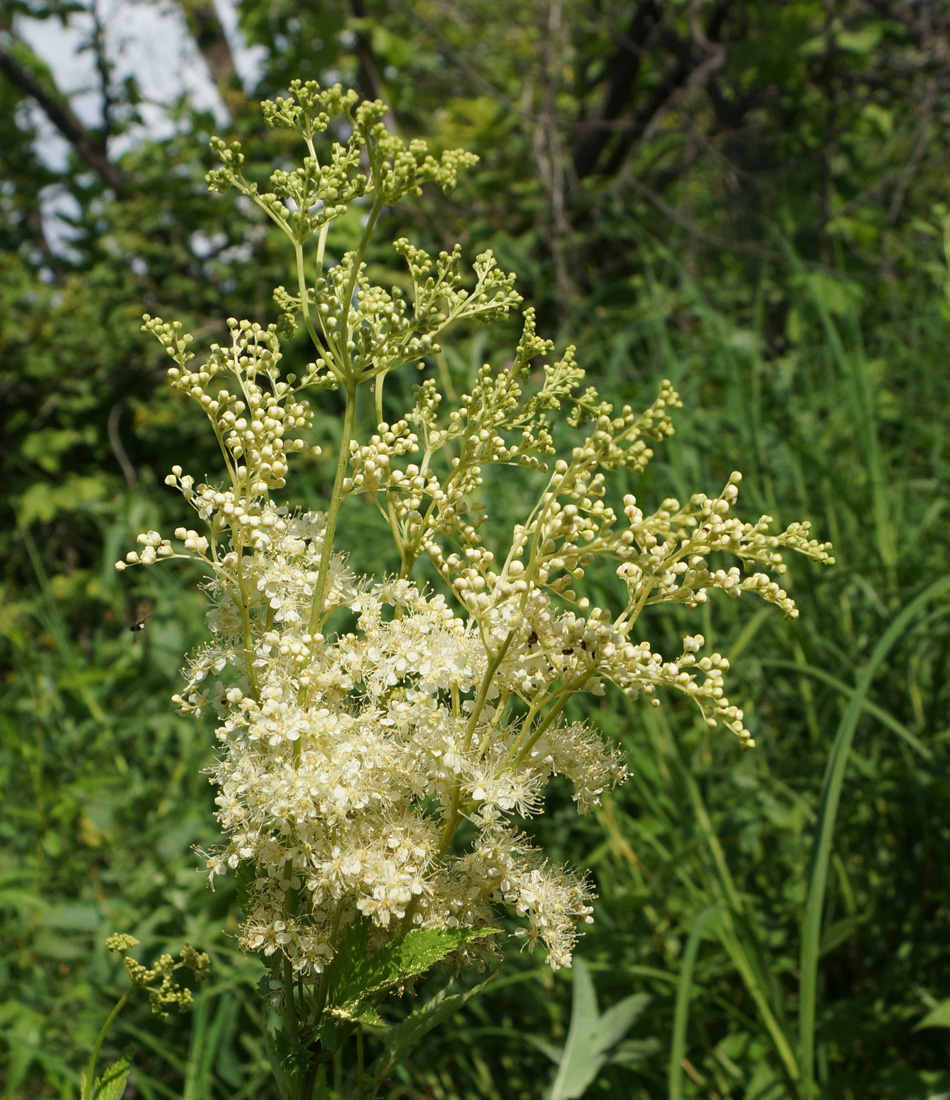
553,243,950,1098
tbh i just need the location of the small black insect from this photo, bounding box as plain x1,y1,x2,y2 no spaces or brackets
128,599,153,642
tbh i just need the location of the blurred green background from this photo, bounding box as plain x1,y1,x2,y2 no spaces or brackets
2,2,949,1097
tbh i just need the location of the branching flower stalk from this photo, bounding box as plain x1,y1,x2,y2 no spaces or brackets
117,81,833,1093
82,936,209,1100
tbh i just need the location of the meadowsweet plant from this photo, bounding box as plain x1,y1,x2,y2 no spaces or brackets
117,81,833,1095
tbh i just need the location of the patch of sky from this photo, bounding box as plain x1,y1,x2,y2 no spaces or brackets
14,0,265,252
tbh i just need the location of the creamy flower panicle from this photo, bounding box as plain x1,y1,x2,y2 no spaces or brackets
118,81,833,1009
164,516,621,974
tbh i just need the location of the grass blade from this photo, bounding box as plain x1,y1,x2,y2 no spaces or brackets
798,575,950,1098
668,905,719,1100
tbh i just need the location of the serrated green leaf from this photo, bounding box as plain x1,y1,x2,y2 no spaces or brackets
328,922,498,1021
349,1003,386,1027
84,1053,131,1100
378,979,492,1055
365,980,493,1087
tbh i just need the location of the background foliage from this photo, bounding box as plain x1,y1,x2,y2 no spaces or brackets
2,1,949,1097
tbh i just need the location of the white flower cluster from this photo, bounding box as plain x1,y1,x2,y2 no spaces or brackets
121,455,829,975
149,499,621,972
119,81,834,1001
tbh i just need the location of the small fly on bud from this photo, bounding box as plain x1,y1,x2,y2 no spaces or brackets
128,599,153,642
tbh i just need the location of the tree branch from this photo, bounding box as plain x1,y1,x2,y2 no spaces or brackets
0,38,126,195
175,0,244,120
571,1,662,181
622,174,782,261
602,1,731,177
89,0,118,140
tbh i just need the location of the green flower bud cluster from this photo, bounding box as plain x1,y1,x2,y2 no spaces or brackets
105,934,210,1019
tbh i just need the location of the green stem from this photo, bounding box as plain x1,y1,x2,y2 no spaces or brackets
230,534,261,700
374,369,388,426
83,989,133,1100
307,383,358,635
507,690,572,771
617,578,656,636
295,243,326,367
310,903,346,1031
436,631,515,854
281,954,301,1052
463,631,515,753
301,1063,319,1100
340,193,385,376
